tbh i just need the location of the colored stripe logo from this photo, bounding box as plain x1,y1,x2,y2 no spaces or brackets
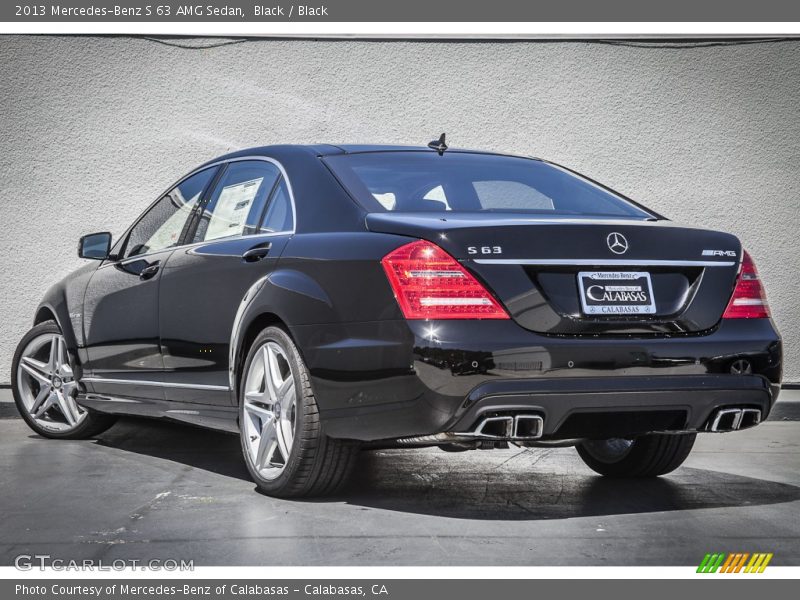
697,552,773,573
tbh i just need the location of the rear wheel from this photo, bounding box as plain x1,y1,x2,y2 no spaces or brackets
239,326,360,497
12,321,117,439
576,433,696,477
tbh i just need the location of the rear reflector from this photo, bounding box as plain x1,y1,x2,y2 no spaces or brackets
723,250,770,319
382,240,509,319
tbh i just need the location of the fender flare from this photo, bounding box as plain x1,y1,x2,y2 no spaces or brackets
34,293,79,356
228,275,271,391
228,268,337,392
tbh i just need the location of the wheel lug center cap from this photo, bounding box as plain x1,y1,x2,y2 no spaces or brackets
52,376,63,389
275,403,281,417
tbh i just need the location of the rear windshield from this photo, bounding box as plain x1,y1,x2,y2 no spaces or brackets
324,151,653,219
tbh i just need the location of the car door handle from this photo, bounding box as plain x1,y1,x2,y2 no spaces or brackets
139,263,160,280
242,244,272,263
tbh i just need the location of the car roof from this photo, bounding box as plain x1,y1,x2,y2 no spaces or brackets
199,144,538,166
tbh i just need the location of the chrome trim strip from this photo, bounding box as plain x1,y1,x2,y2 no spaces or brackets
472,258,736,267
81,394,141,404
183,231,293,259
82,377,230,392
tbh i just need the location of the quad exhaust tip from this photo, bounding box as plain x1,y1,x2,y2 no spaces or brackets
708,408,761,432
469,414,544,440
395,413,544,445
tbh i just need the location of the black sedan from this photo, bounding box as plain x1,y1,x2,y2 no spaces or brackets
11,141,782,497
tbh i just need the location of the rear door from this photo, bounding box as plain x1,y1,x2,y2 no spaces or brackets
158,158,295,405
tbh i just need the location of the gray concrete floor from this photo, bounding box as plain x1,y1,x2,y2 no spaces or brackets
1,388,799,566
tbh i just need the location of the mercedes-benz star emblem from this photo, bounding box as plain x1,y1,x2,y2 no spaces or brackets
607,232,629,255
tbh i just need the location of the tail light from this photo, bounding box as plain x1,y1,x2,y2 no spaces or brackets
381,240,509,320
723,250,770,319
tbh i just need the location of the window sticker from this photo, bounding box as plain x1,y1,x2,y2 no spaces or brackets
205,177,263,241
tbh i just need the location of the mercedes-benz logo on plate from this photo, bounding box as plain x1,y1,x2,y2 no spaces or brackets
607,232,629,255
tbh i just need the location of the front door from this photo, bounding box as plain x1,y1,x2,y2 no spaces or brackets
82,166,219,400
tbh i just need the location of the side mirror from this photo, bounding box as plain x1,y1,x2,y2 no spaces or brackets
78,232,112,260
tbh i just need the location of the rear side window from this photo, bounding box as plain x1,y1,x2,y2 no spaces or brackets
324,152,652,219
259,178,294,233
193,161,280,243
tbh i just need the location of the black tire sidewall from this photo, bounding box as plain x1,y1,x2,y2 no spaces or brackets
238,326,307,493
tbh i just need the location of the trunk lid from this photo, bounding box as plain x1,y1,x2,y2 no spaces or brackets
367,213,741,334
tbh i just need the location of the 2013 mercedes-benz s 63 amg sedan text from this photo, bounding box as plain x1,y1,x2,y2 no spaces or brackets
12,141,782,497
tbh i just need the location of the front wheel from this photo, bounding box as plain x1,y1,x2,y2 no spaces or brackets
238,326,360,498
576,433,696,478
11,321,117,439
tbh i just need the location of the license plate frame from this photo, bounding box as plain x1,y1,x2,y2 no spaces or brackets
577,271,656,316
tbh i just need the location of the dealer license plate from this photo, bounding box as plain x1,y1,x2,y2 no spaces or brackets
577,271,656,315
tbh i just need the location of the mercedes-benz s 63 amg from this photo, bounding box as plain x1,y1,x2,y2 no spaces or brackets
12,142,782,497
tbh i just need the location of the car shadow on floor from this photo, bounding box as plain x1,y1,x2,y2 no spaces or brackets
342,450,800,520
93,416,251,481
90,417,800,521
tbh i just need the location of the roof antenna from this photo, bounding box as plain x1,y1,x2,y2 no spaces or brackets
427,133,448,156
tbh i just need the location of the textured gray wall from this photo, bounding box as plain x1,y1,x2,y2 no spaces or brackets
1,36,798,382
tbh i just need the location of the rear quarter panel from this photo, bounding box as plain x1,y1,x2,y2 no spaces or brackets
263,232,407,325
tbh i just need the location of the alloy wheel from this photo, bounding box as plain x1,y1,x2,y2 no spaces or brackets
242,341,297,481
16,333,86,431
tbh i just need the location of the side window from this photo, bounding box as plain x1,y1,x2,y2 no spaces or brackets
193,161,280,243
259,178,294,233
124,167,216,259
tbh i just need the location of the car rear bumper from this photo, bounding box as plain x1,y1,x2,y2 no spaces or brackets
291,318,782,441
442,374,772,440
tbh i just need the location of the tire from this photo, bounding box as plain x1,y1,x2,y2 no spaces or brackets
238,325,360,498
576,433,696,478
11,320,117,439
